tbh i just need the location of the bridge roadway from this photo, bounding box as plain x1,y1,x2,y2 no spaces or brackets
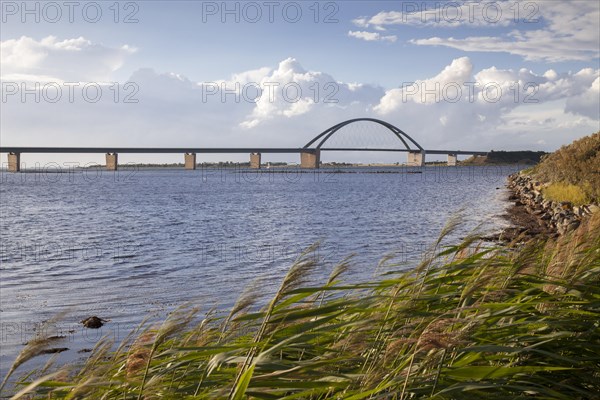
0,147,487,155
0,146,488,172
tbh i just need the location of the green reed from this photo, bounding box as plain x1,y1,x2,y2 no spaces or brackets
3,214,599,400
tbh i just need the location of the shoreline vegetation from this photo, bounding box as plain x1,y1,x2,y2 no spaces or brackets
460,150,548,166
2,135,599,399
498,132,600,243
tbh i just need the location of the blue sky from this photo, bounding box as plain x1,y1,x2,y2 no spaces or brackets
1,1,599,164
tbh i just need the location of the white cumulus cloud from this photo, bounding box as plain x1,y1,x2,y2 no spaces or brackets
348,30,397,42
234,57,384,129
372,57,598,150
1,36,136,82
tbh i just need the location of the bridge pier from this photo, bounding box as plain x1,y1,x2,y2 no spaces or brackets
185,153,197,170
106,153,118,171
250,152,261,169
300,150,320,169
7,152,20,172
447,153,457,166
407,151,425,167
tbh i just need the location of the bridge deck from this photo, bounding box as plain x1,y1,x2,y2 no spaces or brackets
0,147,488,156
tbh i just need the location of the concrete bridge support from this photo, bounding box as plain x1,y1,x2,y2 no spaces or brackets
250,152,261,169
185,153,197,170
300,150,320,169
447,153,457,166
7,152,20,172
106,153,118,171
407,151,425,167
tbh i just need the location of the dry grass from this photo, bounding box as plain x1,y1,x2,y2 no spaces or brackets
543,182,590,205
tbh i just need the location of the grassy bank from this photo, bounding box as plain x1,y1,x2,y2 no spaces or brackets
3,135,600,399
531,132,600,204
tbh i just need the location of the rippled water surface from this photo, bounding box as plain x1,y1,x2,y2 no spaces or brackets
0,165,520,374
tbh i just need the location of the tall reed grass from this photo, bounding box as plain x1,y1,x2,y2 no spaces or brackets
3,214,600,399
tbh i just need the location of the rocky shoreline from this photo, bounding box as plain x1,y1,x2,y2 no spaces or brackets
498,172,599,242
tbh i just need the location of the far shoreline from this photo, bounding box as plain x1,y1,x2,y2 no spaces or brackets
1,162,534,174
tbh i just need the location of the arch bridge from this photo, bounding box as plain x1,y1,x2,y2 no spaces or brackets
1,118,488,172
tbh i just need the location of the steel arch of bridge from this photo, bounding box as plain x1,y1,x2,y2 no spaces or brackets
303,118,424,152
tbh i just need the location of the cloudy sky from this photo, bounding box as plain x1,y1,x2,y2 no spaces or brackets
1,0,599,164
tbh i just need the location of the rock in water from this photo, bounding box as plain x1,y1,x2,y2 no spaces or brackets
81,316,107,329
41,347,69,354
